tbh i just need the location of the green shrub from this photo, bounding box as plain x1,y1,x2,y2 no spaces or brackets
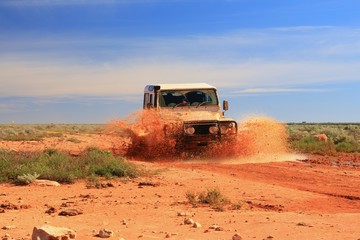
335,141,360,153
0,124,103,141
198,188,229,205
81,147,138,178
185,187,230,211
0,148,138,184
0,149,13,182
291,136,336,154
16,172,40,185
288,123,360,153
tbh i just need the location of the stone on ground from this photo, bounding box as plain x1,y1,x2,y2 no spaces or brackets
32,179,61,187
97,228,114,238
31,225,76,240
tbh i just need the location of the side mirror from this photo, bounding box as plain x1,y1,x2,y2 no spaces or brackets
223,100,229,111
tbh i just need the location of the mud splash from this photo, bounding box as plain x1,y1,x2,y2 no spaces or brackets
106,110,181,159
201,115,296,163
107,111,298,163
236,115,290,156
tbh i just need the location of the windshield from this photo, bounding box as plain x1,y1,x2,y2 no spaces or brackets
159,89,218,107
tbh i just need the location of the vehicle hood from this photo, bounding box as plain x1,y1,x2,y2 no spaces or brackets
159,109,234,122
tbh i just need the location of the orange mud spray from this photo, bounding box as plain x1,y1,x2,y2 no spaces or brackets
106,110,180,159
108,110,300,163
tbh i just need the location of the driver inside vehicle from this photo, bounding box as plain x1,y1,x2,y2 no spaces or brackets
181,98,188,106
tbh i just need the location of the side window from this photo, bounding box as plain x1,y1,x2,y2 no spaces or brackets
144,93,154,109
143,93,149,109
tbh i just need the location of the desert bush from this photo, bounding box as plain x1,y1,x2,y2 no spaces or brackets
37,149,81,183
335,141,360,153
0,148,138,184
291,136,336,155
185,191,197,205
80,147,138,178
16,172,40,185
198,188,229,205
288,128,307,141
0,125,41,141
0,124,103,141
185,187,230,211
0,149,13,182
288,123,360,153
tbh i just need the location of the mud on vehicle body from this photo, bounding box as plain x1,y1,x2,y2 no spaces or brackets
143,83,237,149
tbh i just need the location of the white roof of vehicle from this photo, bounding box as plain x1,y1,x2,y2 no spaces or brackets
146,83,216,91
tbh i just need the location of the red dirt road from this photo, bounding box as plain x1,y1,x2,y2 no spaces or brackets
1,136,360,240
169,159,360,213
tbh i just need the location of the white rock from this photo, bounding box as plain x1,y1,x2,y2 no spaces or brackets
33,179,61,187
193,222,202,228
31,225,76,240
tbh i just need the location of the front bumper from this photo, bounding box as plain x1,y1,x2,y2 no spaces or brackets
180,120,237,148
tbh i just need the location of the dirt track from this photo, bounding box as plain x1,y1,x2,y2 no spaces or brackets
1,135,360,239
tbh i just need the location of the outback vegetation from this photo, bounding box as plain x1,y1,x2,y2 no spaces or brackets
1,123,359,239
288,123,360,154
0,147,138,184
186,187,231,211
1,123,359,153
0,123,359,185
0,124,102,141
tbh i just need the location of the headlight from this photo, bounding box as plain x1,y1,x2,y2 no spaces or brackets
209,126,218,134
220,122,237,134
220,125,228,134
228,122,237,134
184,126,195,135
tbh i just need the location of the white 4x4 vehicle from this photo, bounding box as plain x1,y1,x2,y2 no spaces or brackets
143,83,237,149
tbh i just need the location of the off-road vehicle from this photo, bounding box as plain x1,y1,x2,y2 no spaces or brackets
143,83,237,149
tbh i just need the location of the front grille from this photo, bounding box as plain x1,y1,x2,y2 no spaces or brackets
184,122,218,135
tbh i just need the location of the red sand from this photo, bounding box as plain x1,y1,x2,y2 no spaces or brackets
1,115,359,239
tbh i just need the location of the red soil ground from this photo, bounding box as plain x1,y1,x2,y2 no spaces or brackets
1,134,360,240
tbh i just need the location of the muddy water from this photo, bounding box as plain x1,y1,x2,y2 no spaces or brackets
107,111,299,163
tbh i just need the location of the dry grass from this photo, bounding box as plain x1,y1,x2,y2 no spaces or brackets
288,123,360,153
0,124,103,141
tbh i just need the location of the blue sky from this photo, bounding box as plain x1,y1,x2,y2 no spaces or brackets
1,0,359,123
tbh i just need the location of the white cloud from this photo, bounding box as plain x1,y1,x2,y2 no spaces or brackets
2,26,360,63
1,26,360,99
1,58,359,99
231,87,331,96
